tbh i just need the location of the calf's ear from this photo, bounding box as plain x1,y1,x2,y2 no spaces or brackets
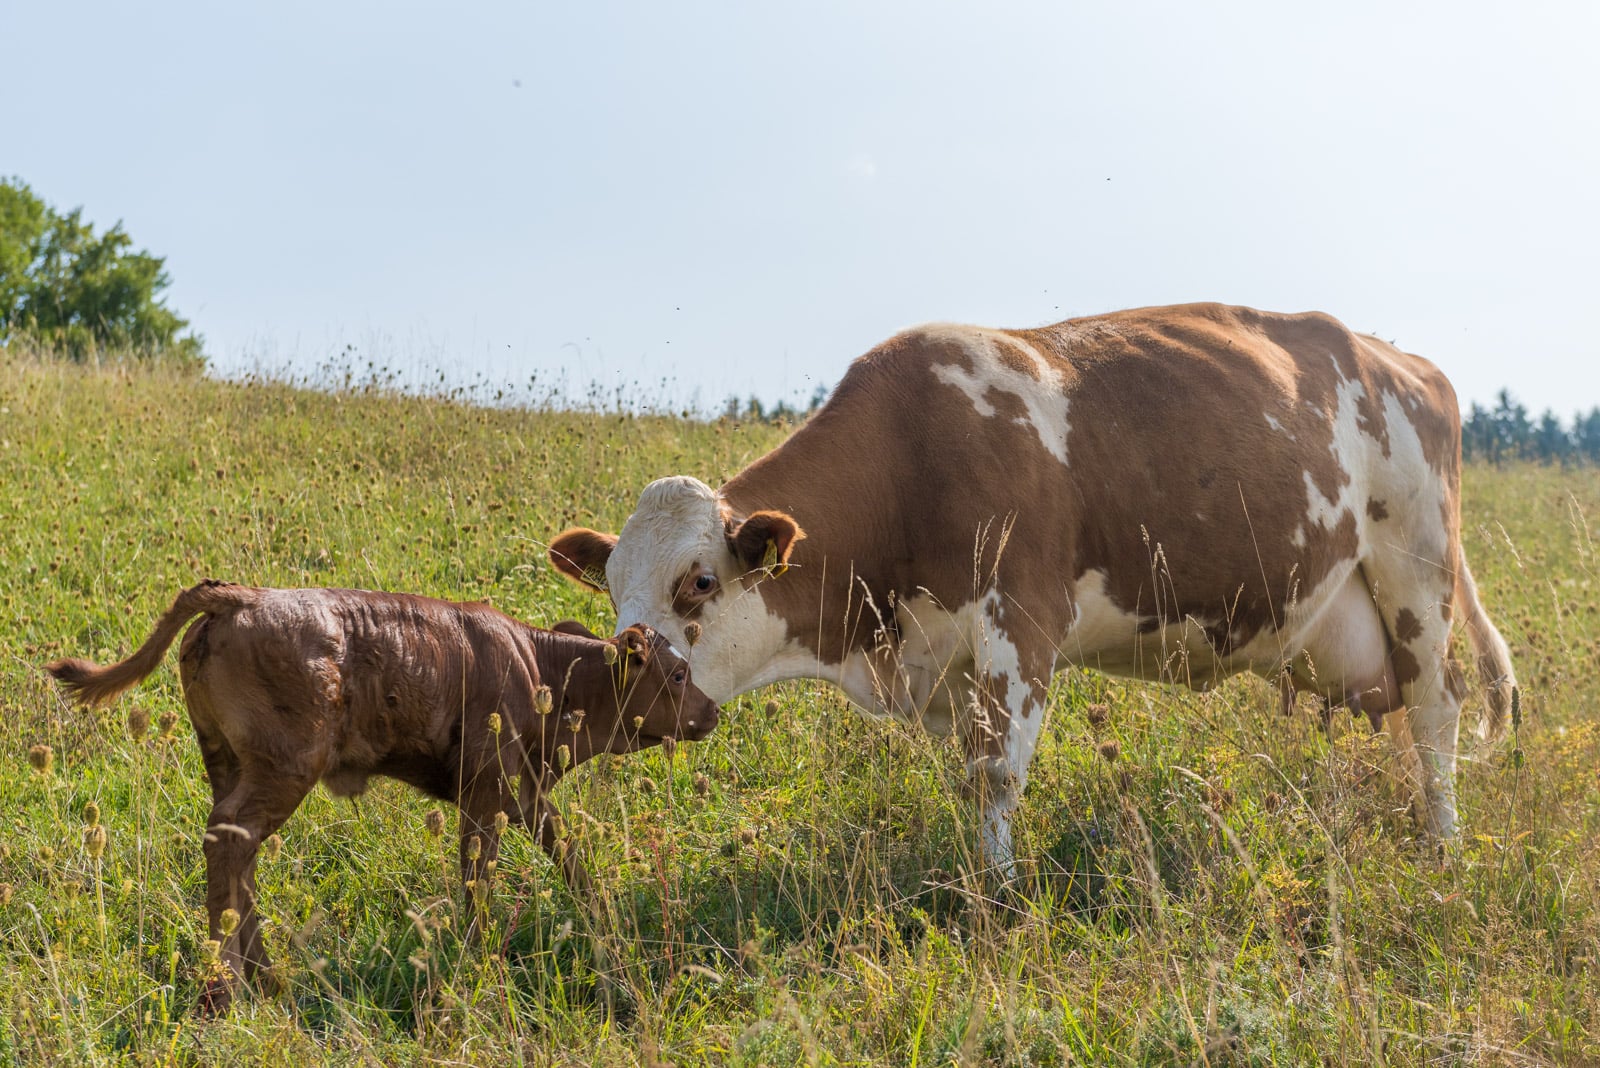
549,529,618,592
551,620,598,639
728,511,805,578
618,626,651,664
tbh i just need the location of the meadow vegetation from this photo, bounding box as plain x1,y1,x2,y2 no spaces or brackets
2,350,1598,1065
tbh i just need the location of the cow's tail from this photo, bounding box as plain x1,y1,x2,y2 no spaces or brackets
1455,556,1518,747
46,581,256,708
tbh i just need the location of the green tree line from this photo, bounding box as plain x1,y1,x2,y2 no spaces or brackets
1463,390,1600,465
1,177,202,366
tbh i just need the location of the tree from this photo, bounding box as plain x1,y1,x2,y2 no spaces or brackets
0,178,202,365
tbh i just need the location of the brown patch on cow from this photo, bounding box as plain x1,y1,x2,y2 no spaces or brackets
1391,645,1421,688
1394,607,1424,644
1367,497,1389,522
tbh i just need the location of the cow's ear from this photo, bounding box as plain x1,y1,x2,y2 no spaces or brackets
550,619,598,639
728,510,805,578
548,529,618,592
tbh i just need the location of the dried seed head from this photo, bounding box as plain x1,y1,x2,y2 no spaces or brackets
38,846,55,864
739,827,757,846
633,715,645,731
84,825,108,860
683,621,702,647
424,809,447,837
0,884,12,907
764,700,779,718
567,708,586,732
126,708,150,742
493,811,509,835
466,835,482,861
556,744,571,770
602,643,619,665
660,736,677,760
264,834,283,861
83,802,101,827
693,773,711,797
535,686,554,715
202,939,222,963
640,777,657,794
219,908,240,937
487,712,502,736
27,744,53,775
1097,739,1121,763
1086,703,1110,729
157,710,179,740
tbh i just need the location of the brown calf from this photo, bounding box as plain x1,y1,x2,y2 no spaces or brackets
47,580,719,1012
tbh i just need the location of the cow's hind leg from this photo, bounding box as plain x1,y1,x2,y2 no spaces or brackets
1362,546,1467,840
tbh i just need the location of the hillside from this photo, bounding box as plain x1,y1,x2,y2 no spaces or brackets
2,357,1598,1066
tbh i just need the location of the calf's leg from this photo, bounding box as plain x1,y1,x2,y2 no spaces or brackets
200,768,314,1013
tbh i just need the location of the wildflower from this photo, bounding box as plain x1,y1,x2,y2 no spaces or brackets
263,834,283,861
633,716,645,731
84,802,101,827
602,644,619,665
684,622,702,647
466,835,482,862
84,825,108,860
566,708,586,732
1097,739,1120,763
534,686,553,715
493,811,509,835
157,710,180,740
764,700,779,718
127,708,150,742
1086,703,1110,729
219,908,240,937
424,809,447,837
556,744,571,770
739,827,757,846
0,884,11,907
661,737,677,760
693,773,711,797
27,744,53,775
487,712,502,736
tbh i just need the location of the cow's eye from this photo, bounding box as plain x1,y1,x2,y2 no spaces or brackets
671,668,688,686
694,574,715,593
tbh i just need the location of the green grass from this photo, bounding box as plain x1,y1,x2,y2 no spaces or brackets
2,352,1597,1065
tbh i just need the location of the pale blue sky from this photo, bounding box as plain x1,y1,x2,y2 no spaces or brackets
8,2,1598,416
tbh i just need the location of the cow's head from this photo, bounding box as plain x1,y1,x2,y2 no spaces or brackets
548,476,804,702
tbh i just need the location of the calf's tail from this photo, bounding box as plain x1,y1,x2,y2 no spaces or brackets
46,581,257,708
1455,556,1518,746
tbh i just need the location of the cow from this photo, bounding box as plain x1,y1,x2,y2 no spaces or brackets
548,302,1518,875
47,581,720,1011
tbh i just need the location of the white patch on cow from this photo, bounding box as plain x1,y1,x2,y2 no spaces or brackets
923,326,1072,466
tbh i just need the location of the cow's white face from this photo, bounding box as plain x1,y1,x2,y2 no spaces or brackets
548,476,806,703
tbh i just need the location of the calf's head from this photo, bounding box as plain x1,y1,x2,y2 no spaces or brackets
554,620,722,752
549,476,804,702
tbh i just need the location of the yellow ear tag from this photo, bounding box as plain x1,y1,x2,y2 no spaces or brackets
581,566,609,592
762,538,787,577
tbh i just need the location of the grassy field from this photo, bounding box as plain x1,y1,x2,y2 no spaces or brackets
2,354,1597,1066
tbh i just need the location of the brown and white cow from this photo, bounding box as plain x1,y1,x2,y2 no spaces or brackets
550,302,1517,873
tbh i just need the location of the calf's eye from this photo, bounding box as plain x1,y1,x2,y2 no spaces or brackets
694,574,715,593
672,669,688,685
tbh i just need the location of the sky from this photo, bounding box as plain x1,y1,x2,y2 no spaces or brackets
7,1,1599,417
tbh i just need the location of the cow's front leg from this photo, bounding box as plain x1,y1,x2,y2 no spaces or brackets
960,595,1056,882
